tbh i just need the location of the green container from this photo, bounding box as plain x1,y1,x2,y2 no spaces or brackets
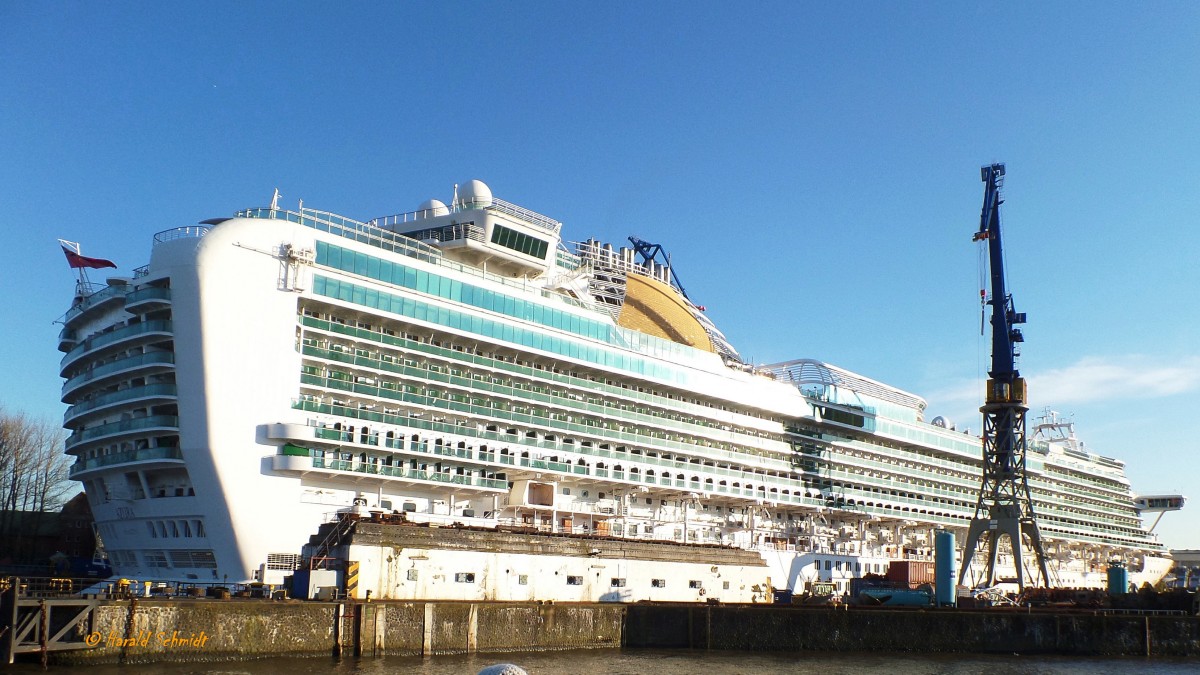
1107,561,1129,595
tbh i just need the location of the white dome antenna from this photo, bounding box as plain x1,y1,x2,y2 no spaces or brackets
416,199,448,219
458,179,493,209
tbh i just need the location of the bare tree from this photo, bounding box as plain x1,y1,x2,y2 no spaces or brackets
0,407,71,563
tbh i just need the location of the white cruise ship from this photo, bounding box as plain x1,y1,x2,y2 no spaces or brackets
57,180,1172,600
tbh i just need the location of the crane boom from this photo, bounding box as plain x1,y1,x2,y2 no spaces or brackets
976,163,1026,381
974,164,1028,479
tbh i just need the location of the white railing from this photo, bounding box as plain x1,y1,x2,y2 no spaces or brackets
153,225,210,244
369,197,562,234
488,198,562,233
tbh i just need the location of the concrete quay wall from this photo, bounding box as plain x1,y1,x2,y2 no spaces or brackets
625,604,1200,657
53,599,623,665
41,600,1200,665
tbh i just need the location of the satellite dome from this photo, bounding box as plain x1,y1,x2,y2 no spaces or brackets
416,199,448,219
458,179,493,209
931,416,953,429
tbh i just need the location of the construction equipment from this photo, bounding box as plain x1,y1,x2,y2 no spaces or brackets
958,163,1051,590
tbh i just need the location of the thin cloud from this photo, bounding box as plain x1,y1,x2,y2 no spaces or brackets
922,379,985,432
1028,355,1200,405
921,355,1200,428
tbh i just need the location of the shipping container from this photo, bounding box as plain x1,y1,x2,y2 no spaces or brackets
885,560,935,586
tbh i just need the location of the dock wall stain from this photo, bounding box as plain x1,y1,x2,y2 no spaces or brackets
46,599,1199,665
54,599,624,665
624,604,1200,657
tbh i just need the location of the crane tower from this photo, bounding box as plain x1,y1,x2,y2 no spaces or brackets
957,163,1051,590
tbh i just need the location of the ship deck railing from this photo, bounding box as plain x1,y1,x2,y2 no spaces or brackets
59,284,126,326
286,408,1163,551
238,206,592,314
369,197,562,235
298,323,769,455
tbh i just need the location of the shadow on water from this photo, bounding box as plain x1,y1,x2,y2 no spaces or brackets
8,650,1200,674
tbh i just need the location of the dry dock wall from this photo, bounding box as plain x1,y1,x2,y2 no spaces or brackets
625,604,1200,657
40,600,1200,665
53,599,623,665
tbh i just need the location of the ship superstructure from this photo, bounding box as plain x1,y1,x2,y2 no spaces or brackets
57,180,1171,598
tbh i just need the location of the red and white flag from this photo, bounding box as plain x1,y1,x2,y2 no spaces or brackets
59,240,117,270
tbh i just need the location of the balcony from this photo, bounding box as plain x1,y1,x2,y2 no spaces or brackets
61,352,175,402
64,383,178,426
69,446,185,479
61,285,128,328
60,320,174,376
124,286,172,313
65,414,179,451
271,453,508,491
58,327,77,353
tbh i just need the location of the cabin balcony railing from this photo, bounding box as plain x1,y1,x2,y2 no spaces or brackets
431,444,473,459
276,455,507,490
287,399,840,506
64,383,178,424
65,414,179,450
69,446,184,478
60,320,174,374
57,327,77,351
62,352,176,399
124,286,172,311
61,285,127,327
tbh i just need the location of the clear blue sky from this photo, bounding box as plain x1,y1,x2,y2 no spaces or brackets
2,3,1197,548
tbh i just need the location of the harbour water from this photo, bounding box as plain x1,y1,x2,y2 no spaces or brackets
11,650,1199,674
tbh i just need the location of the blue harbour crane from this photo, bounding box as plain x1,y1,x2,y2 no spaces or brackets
957,163,1051,590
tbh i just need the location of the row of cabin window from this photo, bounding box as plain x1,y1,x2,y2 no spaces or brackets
146,519,205,539
446,573,712,589
819,559,886,574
